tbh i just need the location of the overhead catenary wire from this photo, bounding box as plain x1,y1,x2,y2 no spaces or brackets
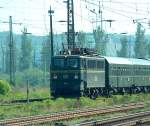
0,0,150,35
82,0,148,18
82,0,150,26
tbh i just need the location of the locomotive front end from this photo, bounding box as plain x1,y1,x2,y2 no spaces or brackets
51,55,81,97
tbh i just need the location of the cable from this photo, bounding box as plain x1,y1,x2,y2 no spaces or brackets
83,0,150,5
0,0,14,8
54,0,93,23
83,0,150,23
83,0,149,16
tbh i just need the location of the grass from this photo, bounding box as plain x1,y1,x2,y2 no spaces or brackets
0,87,50,102
0,92,150,120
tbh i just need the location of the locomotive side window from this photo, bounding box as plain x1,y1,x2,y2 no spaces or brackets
97,61,104,69
88,60,96,69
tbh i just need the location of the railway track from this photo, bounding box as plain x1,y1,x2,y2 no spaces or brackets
78,111,150,126
0,98,49,106
0,103,144,126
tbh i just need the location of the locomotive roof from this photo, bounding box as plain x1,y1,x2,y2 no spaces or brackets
53,55,150,66
54,55,104,60
104,57,150,66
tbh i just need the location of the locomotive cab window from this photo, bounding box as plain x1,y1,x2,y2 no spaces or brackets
53,58,64,68
67,58,79,68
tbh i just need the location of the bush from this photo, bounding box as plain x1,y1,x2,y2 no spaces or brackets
0,80,11,95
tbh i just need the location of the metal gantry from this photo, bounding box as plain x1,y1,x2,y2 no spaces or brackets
67,0,75,51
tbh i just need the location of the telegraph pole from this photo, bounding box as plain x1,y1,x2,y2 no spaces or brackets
1,17,21,85
48,6,54,98
9,16,15,85
48,6,54,58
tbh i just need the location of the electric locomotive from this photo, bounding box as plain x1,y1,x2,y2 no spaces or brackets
51,55,106,97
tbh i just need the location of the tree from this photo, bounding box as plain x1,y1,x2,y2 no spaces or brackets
134,23,147,58
19,28,32,71
40,35,51,85
5,35,11,74
0,41,5,73
146,40,150,58
32,48,38,68
77,31,86,48
5,35,17,76
40,34,51,72
117,36,128,57
93,26,108,55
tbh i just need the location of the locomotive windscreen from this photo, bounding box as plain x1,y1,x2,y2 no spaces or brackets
67,58,78,68
53,58,64,68
53,57,79,69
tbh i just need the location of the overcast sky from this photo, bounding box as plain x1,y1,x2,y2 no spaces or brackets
0,0,150,35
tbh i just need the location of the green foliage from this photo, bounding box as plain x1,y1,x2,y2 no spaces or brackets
40,34,51,72
134,23,147,58
15,71,24,86
15,68,44,86
93,26,108,55
79,97,94,107
117,36,128,57
147,41,150,57
5,35,17,74
0,73,9,82
23,68,44,86
19,27,32,71
77,31,86,48
0,94,150,119
0,80,11,95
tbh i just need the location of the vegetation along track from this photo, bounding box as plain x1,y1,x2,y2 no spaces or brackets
78,111,150,126
0,98,49,106
0,103,144,126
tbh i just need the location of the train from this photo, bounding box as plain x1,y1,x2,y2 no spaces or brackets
50,54,150,98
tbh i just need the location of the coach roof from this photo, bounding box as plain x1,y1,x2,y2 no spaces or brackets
104,57,150,66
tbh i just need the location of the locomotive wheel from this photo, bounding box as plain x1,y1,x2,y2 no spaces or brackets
143,87,148,93
90,93,97,100
90,89,98,99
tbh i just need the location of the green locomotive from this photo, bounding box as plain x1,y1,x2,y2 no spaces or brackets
51,55,150,98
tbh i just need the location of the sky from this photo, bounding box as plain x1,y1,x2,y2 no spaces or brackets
0,0,150,35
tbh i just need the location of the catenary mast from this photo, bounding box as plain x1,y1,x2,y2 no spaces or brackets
67,0,75,51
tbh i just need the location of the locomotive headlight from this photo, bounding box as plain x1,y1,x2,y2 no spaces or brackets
53,74,57,79
74,74,78,79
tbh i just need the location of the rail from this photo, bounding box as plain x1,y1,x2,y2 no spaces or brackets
78,111,150,126
0,103,144,126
